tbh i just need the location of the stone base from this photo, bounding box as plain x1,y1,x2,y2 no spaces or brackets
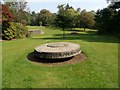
35,42,81,59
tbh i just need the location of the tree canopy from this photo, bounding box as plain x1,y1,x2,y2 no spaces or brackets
55,4,79,37
95,1,120,35
79,10,95,31
38,9,54,26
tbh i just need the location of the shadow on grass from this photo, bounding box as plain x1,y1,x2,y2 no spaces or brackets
27,51,86,66
67,29,84,32
27,51,74,63
31,31,118,43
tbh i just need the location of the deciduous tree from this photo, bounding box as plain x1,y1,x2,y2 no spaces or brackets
36,9,54,26
56,4,78,37
79,10,95,31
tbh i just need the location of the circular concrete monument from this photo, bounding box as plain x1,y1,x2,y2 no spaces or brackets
35,42,81,59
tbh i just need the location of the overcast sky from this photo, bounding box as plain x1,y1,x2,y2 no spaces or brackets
27,0,109,13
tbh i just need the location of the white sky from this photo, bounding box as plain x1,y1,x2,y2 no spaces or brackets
1,0,109,13
28,0,109,13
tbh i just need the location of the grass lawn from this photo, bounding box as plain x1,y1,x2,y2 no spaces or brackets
0,41,2,88
2,26,119,88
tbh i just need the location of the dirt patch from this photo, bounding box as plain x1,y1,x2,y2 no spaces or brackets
28,30,44,34
27,51,86,66
70,31,79,35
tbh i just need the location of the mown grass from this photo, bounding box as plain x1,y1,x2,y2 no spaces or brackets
2,26,119,88
0,41,2,89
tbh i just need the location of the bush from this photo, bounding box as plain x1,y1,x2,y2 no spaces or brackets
2,22,30,40
15,23,29,38
2,22,15,40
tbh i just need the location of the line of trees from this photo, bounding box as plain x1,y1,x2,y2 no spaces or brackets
27,1,120,37
28,4,95,29
2,1,120,40
26,4,95,37
95,1,120,36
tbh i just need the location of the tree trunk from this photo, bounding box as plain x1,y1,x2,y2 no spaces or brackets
63,28,65,38
84,28,86,32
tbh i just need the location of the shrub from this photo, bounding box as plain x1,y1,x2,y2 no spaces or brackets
2,22,30,40
2,28,14,40
2,22,15,40
15,23,30,38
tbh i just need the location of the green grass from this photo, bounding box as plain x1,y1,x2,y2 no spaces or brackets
0,41,2,89
2,26,119,88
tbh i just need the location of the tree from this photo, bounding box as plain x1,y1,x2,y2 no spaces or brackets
76,8,81,14
79,10,95,31
29,11,37,26
109,1,120,9
2,4,14,22
95,1,120,35
65,8,78,28
2,4,15,40
2,4,14,30
2,2,30,40
5,0,28,11
73,8,81,28
95,8,117,34
56,4,78,38
5,1,28,24
36,9,54,26
109,1,120,35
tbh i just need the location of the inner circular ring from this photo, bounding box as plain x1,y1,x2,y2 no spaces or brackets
47,43,68,48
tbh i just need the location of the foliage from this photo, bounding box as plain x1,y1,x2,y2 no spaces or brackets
5,1,28,11
79,10,95,31
36,9,54,26
56,4,76,29
55,4,95,37
2,3,30,40
4,2,95,30
2,22,30,40
2,22,15,40
15,23,30,38
95,1,120,35
109,1,120,9
2,4,14,22
29,11,37,26
55,4,95,30
5,1,29,24
95,8,114,34
2,4,14,34
55,4,79,37
2,4,15,40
